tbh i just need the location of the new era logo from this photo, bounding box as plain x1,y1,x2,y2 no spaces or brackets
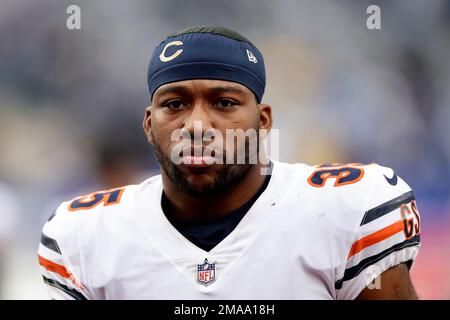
246,49,257,63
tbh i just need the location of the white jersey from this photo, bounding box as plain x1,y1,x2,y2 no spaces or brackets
37,161,421,300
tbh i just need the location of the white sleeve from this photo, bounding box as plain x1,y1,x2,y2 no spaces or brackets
335,166,421,300
37,209,90,300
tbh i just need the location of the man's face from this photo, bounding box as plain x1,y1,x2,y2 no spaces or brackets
143,79,271,196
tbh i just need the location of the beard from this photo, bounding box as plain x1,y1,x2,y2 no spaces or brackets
151,131,258,197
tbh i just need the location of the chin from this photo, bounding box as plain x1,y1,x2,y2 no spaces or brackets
174,174,225,196
185,175,216,191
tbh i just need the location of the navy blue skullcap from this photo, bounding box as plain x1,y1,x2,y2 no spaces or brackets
148,26,266,103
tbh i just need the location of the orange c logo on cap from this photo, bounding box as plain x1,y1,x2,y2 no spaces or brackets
159,41,184,62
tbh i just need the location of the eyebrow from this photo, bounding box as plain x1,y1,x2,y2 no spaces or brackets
154,85,190,98
154,84,247,98
209,86,246,95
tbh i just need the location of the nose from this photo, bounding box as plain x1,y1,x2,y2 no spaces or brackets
183,102,214,138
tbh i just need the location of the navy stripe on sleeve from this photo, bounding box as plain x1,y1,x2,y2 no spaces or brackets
360,191,415,226
42,276,87,300
40,233,62,254
335,235,420,290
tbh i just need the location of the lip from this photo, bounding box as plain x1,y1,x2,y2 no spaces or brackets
181,155,216,168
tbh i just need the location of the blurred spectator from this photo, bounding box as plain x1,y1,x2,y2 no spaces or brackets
0,0,448,299
0,181,21,299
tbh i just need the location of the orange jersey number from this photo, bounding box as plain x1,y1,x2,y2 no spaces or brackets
307,163,366,188
68,187,125,212
400,200,421,239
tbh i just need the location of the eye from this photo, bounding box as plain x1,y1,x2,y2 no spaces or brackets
215,99,237,108
163,99,186,110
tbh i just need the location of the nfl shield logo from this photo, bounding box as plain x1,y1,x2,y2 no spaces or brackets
197,258,216,285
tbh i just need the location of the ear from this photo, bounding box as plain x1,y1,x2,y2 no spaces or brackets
258,103,273,132
143,105,154,144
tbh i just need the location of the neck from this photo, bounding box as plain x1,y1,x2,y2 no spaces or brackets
161,163,270,221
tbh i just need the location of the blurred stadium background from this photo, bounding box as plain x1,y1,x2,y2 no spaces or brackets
0,0,449,299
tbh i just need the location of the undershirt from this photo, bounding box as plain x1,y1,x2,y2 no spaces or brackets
162,169,272,252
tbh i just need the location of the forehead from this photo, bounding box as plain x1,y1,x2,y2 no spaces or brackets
153,79,253,97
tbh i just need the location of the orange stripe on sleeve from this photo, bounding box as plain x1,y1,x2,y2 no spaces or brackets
38,255,84,290
38,254,71,279
348,220,404,259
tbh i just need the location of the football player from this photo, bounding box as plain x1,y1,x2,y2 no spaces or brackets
38,26,421,300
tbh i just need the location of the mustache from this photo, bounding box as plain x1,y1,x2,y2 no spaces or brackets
172,138,225,158
181,146,224,158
